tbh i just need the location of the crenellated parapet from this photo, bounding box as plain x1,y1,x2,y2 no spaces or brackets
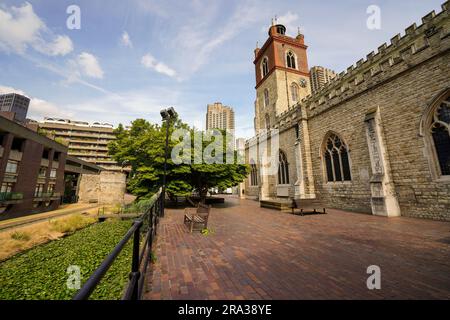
275,1,449,124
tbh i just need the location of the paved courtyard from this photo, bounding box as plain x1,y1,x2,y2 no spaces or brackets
144,197,450,300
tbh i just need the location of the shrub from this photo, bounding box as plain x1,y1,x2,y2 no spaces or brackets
10,231,31,241
123,193,158,214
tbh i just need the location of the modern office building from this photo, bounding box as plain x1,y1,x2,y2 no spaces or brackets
38,118,123,171
206,102,235,132
0,93,30,123
309,66,337,94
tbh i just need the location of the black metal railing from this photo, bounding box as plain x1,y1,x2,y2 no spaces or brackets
73,188,163,300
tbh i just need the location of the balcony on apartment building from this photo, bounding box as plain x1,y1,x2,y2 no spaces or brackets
0,192,24,205
68,144,109,151
54,131,115,139
33,192,61,202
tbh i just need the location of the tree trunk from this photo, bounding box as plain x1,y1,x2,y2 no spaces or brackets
199,188,208,204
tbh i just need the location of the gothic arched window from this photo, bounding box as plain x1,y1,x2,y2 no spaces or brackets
264,89,269,108
278,150,290,185
262,57,269,77
323,133,351,182
286,51,296,69
429,93,450,176
250,162,258,186
265,114,271,130
291,83,299,102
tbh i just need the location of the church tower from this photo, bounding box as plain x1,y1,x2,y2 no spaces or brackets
254,23,311,132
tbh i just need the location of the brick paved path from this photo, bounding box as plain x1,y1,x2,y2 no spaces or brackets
144,197,450,300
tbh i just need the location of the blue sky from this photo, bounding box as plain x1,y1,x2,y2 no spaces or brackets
0,0,445,138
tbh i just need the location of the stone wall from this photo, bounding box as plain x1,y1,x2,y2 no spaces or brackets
78,171,126,205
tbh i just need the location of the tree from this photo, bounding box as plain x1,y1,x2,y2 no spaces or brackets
108,118,249,203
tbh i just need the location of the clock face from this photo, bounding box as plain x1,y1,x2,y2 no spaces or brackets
299,78,307,88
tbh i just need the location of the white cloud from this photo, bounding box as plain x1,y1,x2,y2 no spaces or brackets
0,85,26,96
38,35,74,56
76,52,104,79
120,31,133,48
0,85,74,119
141,53,178,79
0,2,73,56
171,0,265,77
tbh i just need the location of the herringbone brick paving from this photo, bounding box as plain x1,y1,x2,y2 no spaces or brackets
144,197,450,300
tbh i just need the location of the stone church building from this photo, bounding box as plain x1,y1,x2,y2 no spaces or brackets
244,3,450,221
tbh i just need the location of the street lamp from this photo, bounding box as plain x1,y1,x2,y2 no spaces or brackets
160,107,176,217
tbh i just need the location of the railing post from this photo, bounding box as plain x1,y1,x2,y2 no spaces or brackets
130,222,141,300
149,206,153,245
159,192,164,217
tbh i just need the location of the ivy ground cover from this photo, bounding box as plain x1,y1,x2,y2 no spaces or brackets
0,219,133,300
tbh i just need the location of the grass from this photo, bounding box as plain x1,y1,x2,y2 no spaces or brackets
49,215,95,234
10,231,31,241
0,219,134,300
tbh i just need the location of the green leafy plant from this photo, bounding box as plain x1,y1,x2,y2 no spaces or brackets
0,220,133,300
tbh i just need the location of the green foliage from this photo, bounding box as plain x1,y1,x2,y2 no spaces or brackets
10,231,31,241
54,137,69,146
0,220,133,300
37,128,48,136
150,252,157,264
123,192,159,214
109,118,250,201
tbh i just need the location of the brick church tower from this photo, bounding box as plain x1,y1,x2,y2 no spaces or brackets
253,23,311,132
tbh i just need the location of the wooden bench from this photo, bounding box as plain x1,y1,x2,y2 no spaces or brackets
184,203,211,233
288,199,327,216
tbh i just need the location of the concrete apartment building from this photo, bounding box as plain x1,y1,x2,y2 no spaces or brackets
206,102,235,132
0,93,30,123
38,118,123,171
310,66,337,94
